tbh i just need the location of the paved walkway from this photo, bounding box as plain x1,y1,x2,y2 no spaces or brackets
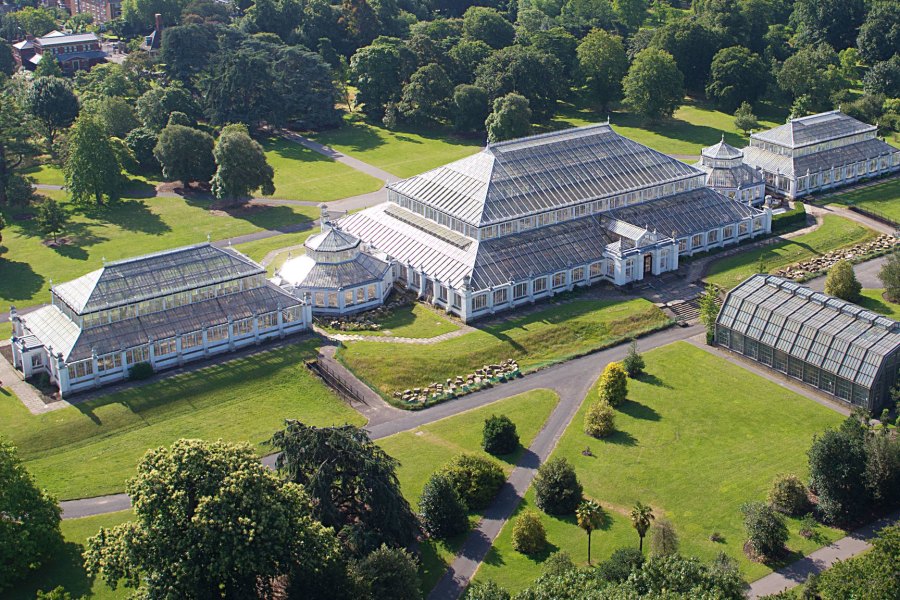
805,202,896,236
0,341,71,414
804,254,889,292
747,509,900,598
280,130,401,184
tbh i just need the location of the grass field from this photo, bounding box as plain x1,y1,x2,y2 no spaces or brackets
321,302,460,339
0,340,364,500
857,289,900,319
474,342,845,593
0,192,317,309
825,178,900,223
338,298,672,399
261,137,383,201
10,510,134,600
704,216,877,290
22,163,66,186
310,118,482,178
378,389,559,594
233,229,315,274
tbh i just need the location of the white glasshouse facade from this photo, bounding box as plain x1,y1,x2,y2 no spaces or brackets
694,137,766,206
742,111,900,199
329,124,771,322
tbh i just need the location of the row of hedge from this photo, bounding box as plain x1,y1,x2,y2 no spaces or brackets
771,201,807,234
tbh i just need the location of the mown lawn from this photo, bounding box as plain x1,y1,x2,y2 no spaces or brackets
474,342,845,593
321,302,460,339
549,98,784,156
0,192,317,309
10,510,134,600
704,215,877,290
378,389,559,594
857,289,900,319
261,136,383,201
0,340,364,500
310,118,483,178
22,163,66,186
825,177,900,223
233,229,315,274
338,298,672,400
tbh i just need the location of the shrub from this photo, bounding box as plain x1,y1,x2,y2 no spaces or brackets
482,414,519,455
350,544,422,600
463,580,510,600
128,361,154,381
771,201,806,233
511,510,546,555
815,524,900,599
808,426,868,524
649,518,679,557
584,400,615,438
879,250,900,303
5,173,35,206
741,501,788,559
534,457,583,515
825,259,861,302
596,547,644,583
597,362,628,407
622,340,645,378
767,474,809,516
419,473,468,539
439,454,505,510
798,513,817,539
542,551,575,576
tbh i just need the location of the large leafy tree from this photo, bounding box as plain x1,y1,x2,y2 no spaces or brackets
649,18,721,92
201,44,273,127
623,48,684,121
210,124,274,203
351,39,414,118
0,440,62,593
25,77,80,146
475,45,564,122
271,421,420,555
122,0,192,29
160,22,220,85
0,39,16,77
485,92,531,142
816,524,900,598
399,63,454,124
462,7,514,49
791,0,865,51
856,2,900,64
36,198,69,243
863,56,900,98
89,96,140,139
153,124,215,185
10,7,57,36
777,45,846,112
84,439,345,598
534,457,583,516
135,84,200,131
693,0,747,46
350,545,422,600
272,46,341,130
0,87,37,206
705,46,768,112
452,84,489,133
576,29,628,110
808,424,868,524
879,250,900,303
65,114,123,206
528,28,578,79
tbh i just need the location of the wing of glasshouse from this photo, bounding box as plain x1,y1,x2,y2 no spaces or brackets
716,274,900,411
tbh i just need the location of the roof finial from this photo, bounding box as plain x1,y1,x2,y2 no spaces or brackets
101,256,106,265
606,114,610,125
207,233,211,243
721,132,725,142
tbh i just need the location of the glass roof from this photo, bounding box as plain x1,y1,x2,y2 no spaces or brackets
751,111,875,148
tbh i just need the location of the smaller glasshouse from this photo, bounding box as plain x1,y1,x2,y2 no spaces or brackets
694,137,766,206
716,274,900,411
9,243,311,397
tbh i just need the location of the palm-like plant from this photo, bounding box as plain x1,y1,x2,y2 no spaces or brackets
576,500,603,564
630,501,654,552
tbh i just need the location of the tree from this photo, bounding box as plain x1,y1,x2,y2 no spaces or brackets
576,500,603,564
462,7,514,49
528,28,579,80
124,127,159,172
122,0,192,29
767,473,809,516
350,545,422,600
576,29,628,110
623,339,645,377
11,7,57,36
270,421,419,554
200,45,275,127
0,214,5,248
399,63,454,124
622,48,684,121
65,114,123,206
734,101,759,136
857,2,900,64
160,23,219,84
596,546,645,582
777,45,846,111
351,40,412,119
438,453,505,510
475,45,564,122
512,509,547,555
167,112,192,128
449,39,493,84
36,199,69,243
705,46,768,112
613,0,647,30
25,77,80,146
741,501,788,559
559,0,616,34
863,56,900,98
699,283,719,344
486,93,532,143
649,518,678,557
649,19,721,92
630,501,654,552
879,251,900,303
791,0,865,50
482,414,520,455
464,579,511,600
92,96,140,139
84,439,343,598
211,124,275,203
597,361,628,407
808,426,868,523
272,46,341,130
584,400,615,438
864,428,900,505
0,39,15,78
135,85,200,131
0,86,38,206
0,440,62,593
815,524,900,598
453,84,490,133
34,55,62,78
534,457,583,515
419,472,469,539
153,124,215,186
542,551,576,576
825,259,861,302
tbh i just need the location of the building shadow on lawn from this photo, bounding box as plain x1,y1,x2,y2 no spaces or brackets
0,259,45,302
8,541,96,600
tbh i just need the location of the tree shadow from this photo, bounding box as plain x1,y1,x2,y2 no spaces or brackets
121,178,158,198
619,400,661,422
8,541,95,600
635,372,672,389
605,429,638,446
77,199,170,235
0,259,45,301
